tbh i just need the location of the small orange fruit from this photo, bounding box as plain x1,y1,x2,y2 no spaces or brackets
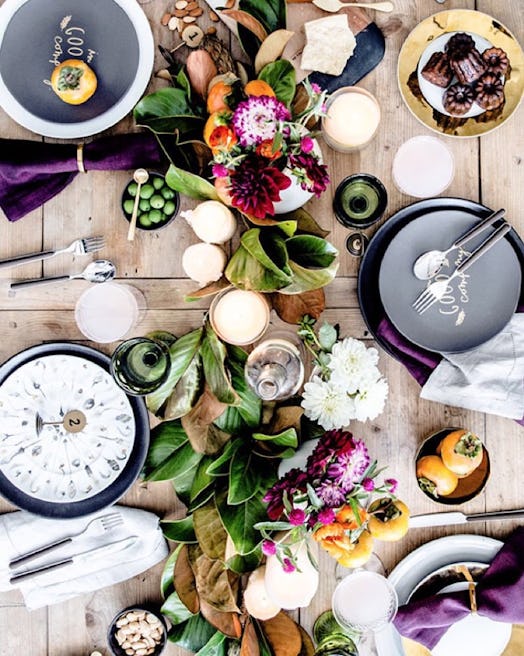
50,59,97,105
244,80,276,97
416,455,458,497
336,531,374,569
206,81,233,114
203,111,232,148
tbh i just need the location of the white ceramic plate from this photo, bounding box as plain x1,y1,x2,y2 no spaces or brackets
0,0,154,138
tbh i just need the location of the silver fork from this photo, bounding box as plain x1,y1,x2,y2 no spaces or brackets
0,236,105,270
8,511,124,568
412,222,512,315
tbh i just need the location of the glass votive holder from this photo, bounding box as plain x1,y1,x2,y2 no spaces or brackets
334,174,388,229
392,135,455,198
245,337,304,401
75,282,145,343
110,337,171,396
322,87,381,153
209,288,270,346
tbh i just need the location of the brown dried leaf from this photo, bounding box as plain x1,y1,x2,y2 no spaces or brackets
261,612,302,656
269,405,304,435
193,501,228,560
200,599,242,639
255,29,295,74
181,386,230,455
186,49,218,98
241,617,261,656
173,544,200,614
188,543,240,613
221,9,268,42
185,277,231,302
298,627,315,656
271,288,325,324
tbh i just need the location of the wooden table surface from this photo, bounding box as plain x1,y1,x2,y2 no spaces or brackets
0,0,523,654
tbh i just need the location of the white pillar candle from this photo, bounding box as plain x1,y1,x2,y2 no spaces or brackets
210,289,270,345
322,86,381,152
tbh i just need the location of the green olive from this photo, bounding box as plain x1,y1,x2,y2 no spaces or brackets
139,184,155,199
127,182,138,197
139,199,151,212
153,176,164,190
149,209,163,224
150,194,165,210
161,187,175,200
123,199,135,214
163,200,176,216
138,212,152,227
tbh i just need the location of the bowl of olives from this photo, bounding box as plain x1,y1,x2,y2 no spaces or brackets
121,172,180,231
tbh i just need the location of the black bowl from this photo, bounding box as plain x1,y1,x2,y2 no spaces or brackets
107,605,167,656
121,172,179,231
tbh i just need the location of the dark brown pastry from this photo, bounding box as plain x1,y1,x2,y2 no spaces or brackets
443,83,475,115
448,47,487,85
421,51,453,88
482,47,510,77
446,32,476,57
473,72,505,110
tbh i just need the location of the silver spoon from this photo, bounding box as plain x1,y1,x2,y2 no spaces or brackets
413,208,505,280
127,168,149,242
10,259,116,290
312,0,394,13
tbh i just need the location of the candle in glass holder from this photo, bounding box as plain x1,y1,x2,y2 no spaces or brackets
322,87,381,152
210,289,270,345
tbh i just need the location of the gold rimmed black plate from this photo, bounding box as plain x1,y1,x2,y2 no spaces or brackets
397,10,524,138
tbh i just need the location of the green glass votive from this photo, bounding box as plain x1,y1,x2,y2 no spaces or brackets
111,337,171,396
334,174,388,229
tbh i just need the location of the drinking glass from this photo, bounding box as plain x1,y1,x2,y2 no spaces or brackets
110,337,171,396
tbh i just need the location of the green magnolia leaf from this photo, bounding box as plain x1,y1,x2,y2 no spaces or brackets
142,419,188,479
278,208,330,238
196,631,228,656
258,60,296,107
225,244,290,292
226,547,263,574
133,87,203,133
146,328,204,415
286,235,338,269
214,352,261,433
241,229,292,280
162,589,195,626
201,324,238,405
252,428,298,448
168,614,216,652
188,544,240,613
236,0,286,62
216,492,268,555
163,354,203,420
176,68,192,100
274,220,297,237
162,516,197,543
144,431,202,488
206,439,243,476
318,322,338,351
193,501,228,560
161,544,183,598
279,259,339,295
190,456,216,504
228,445,262,505
166,164,219,200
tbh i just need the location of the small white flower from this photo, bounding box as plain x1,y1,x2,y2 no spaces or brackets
328,338,379,393
301,376,354,430
353,377,389,422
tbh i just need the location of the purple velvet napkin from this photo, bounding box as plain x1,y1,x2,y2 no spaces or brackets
394,527,524,649
0,133,165,222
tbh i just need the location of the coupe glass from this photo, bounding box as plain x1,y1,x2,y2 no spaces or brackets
111,337,171,396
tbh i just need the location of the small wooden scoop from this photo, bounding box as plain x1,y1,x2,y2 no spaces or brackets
312,0,393,12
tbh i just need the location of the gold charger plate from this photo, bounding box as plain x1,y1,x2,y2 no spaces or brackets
397,10,524,137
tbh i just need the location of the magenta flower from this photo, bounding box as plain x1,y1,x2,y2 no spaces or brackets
307,430,356,478
315,479,346,507
311,83,322,94
283,558,296,573
229,155,291,218
288,152,330,197
328,439,370,492
289,508,307,526
263,468,309,520
362,478,375,492
317,508,336,525
232,95,290,147
300,136,314,153
262,539,277,556
385,478,398,494
212,163,229,178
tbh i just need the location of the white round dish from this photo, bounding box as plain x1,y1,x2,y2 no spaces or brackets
0,0,154,138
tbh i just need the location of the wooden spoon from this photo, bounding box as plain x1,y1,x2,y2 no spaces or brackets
312,0,394,12
127,168,149,241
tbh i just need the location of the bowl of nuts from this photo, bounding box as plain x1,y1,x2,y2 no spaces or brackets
107,606,167,656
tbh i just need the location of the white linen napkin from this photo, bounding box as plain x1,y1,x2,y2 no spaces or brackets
0,505,168,610
420,314,524,419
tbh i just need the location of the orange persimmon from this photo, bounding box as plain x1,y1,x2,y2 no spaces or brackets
416,455,458,497
336,531,374,569
335,505,369,530
244,80,276,97
438,429,483,477
50,59,97,105
203,111,235,151
368,499,410,542
206,81,233,113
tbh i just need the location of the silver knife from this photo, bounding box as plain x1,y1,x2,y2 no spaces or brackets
9,535,138,585
409,509,524,529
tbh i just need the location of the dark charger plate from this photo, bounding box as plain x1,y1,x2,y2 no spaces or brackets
358,198,524,357
0,0,153,138
0,343,150,518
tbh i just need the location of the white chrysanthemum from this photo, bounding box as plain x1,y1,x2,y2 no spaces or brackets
301,376,354,430
353,377,389,422
328,338,379,392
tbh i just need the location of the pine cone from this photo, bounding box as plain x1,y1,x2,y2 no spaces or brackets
201,35,236,74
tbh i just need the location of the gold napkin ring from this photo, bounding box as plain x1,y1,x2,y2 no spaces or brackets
76,143,86,173
454,564,478,615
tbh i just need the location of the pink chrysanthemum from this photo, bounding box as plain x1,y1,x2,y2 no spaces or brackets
315,479,346,507
232,95,291,147
327,439,370,492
